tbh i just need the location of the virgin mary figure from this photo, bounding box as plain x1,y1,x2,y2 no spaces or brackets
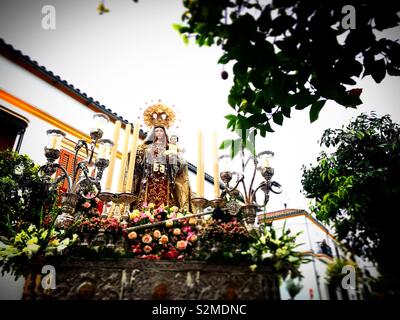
131,103,192,211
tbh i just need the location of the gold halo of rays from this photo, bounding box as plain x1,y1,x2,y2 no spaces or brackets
143,102,176,129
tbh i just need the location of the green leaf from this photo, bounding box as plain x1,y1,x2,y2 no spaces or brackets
281,104,291,118
264,122,275,133
370,58,386,84
228,94,239,109
273,112,284,126
219,140,233,150
218,53,231,64
309,100,326,123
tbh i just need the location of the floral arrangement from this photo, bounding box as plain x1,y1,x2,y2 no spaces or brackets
243,222,310,280
193,217,252,263
0,224,78,278
102,217,123,242
125,203,198,260
78,217,102,235
75,195,103,218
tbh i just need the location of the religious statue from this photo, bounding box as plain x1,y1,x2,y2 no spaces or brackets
131,103,192,210
164,134,185,184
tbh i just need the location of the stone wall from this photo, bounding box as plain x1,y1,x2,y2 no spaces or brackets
22,259,280,300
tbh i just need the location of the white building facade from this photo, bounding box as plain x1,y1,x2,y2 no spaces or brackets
257,209,379,300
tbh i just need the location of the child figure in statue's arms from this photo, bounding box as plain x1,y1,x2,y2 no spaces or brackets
164,134,185,184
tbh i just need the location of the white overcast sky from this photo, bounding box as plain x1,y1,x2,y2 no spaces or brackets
1,0,399,212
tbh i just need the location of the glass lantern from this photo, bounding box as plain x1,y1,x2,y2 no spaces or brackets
97,139,114,160
46,129,66,151
257,151,274,169
90,113,109,141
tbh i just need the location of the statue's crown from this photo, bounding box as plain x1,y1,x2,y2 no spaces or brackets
143,102,176,129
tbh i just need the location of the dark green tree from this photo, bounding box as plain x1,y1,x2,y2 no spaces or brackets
301,113,400,296
176,1,400,138
0,149,57,239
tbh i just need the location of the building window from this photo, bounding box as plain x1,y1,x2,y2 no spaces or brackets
56,149,84,191
0,106,28,152
317,239,333,257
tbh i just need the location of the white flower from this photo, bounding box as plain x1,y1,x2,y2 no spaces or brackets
22,243,40,258
249,264,258,272
261,251,273,260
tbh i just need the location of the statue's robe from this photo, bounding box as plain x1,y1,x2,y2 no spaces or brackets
131,143,192,211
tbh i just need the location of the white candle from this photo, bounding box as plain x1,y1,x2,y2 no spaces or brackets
117,123,132,193
212,132,220,198
125,122,140,193
105,120,121,192
49,136,58,149
97,143,106,159
196,130,204,197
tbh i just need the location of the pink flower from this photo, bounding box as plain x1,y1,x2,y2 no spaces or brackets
143,245,152,254
82,202,91,208
187,233,197,243
128,231,137,240
182,226,191,233
176,240,187,251
153,230,161,239
142,234,153,244
159,235,169,245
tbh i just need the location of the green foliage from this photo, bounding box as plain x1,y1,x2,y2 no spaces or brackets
286,278,303,300
302,113,400,293
325,258,361,288
0,150,78,279
0,149,57,239
177,1,400,135
0,225,78,279
243,222,310,280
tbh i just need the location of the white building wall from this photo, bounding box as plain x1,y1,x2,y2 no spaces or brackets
0,55,95,134
0,55,132,193
271,215,336,300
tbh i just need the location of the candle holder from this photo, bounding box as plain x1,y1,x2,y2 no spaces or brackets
98,192,115,219
119,193,136,228
217,150,282,230
56,192,80,229
191,197,209,214
39,114,113,229
209,198,225,209
111,193,123,220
